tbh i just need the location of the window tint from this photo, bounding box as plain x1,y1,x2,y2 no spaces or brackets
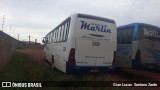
46,17,71,43
118,26,134,44
117,29,122,44
58,27,61,42
65,22,70,41
63,24,67,41
48,34,52,43
53,30,55,42
55,29,58,42
60,25,64,41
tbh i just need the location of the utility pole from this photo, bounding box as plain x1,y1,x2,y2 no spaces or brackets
29,35,30,43
2,15,5,31
18,34,19,41
35,39,37,44
12,28,14,38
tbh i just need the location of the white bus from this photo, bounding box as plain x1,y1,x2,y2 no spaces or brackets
43,13,117,73
115,23,160,70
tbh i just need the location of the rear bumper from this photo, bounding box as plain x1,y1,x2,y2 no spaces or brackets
142,63,160,70
132,60,160,70
132,60,143,68
66,62,113,74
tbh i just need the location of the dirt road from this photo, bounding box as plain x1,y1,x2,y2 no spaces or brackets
17,49,49,67
17,49,160,81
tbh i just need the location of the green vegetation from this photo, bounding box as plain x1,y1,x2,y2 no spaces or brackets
0,52,129,90
0,52,107,81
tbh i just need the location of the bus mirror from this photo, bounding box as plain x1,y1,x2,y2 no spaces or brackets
42,37,48,44
46,38,48,43
42,39,45,44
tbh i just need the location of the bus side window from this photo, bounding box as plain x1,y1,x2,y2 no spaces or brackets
51,32,53,43
63,23,67,41
56,28,59,42
65,21,70,41
58,27,62,42
61,25,64,42
121,29,127,44
46,37,48,43
127,27,133,44
117,29,122,44
48,36,50,43
52,31,55,43
59,26,62,42
136,28,140,41
53,30,56,42
121,26,133,44
49,35,52,43
42,37,48,44
49,34,51,43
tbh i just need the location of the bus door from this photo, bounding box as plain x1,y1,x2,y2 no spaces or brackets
116,44,132,68
139,39,160,68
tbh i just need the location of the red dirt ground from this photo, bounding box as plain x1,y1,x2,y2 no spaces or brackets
17,49,49,67
17,49,160,80
17,49,160,90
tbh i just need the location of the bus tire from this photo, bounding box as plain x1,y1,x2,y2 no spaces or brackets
51,55,55,69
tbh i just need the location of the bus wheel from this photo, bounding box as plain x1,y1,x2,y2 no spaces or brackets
51,55,55,69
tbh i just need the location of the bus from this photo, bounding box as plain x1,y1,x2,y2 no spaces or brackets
115,23,160,70
42,13,117,74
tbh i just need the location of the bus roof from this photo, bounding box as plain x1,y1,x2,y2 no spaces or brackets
46,13,116,36
77,14,115,23
118,22,160,29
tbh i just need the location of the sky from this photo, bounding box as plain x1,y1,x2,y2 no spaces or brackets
0,0,160,43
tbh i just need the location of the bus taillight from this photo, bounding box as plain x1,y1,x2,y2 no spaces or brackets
112,51,116,65
68,48,76,65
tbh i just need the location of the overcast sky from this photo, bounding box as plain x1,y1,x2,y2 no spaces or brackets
0,0,160,43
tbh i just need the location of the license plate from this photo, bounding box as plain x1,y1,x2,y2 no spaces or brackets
149,66,153,68
90,70,98,72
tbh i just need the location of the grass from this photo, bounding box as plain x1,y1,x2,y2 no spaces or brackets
0,52,109,81
0,52,130,90
0,52,50,81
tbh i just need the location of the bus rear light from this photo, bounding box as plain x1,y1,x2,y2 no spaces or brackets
68,48,76,65
112,51,116,66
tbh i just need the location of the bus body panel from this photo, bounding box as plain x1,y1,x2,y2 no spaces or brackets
44,13,117,73
53,43,68,72
45,44,54,63
116,44,132,68
75,38,115,66
138,40,160,68
73,16,117,68
131,41,138,59
116,23,160,70
74,15,117,45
